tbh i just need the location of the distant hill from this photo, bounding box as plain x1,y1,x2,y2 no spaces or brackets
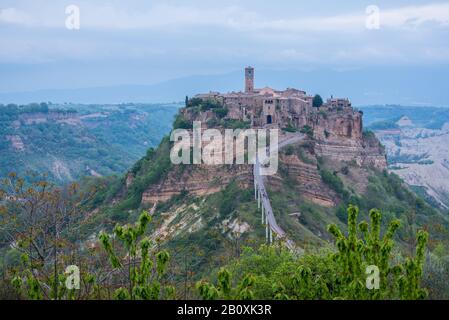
0,102,180,183
361,105,449,130
361,105,449,209
1,66,449,106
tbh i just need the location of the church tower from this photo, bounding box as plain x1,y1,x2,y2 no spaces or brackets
245,66,254,93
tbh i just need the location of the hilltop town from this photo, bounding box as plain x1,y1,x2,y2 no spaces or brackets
181,67,386,169
140,67,387,209
194,66,352,129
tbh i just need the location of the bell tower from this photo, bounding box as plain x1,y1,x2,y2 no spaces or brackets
245,66,254,93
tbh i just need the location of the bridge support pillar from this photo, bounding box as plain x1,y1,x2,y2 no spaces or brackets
254,182,257,200
265,223,269,243
261,205,264,224
269,228,273,244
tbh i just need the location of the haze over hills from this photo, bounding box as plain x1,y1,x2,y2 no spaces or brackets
1,66,449,106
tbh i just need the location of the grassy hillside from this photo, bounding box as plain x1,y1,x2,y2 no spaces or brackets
73,125,449,294
2,108,449,299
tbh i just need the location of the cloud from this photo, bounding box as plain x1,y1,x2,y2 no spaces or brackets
256,3,449,32
1,0,449,91
0,7,32,25
1,2,449,32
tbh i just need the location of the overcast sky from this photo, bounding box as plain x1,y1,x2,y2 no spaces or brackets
1,0,449,94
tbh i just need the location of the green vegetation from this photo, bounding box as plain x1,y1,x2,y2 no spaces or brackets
282,124,298,133
186,98,222,111
196,268,256,300
197,206,429,300
8,209,174,300
362,129,377,141
313,94,323,108
300,125,313,137
184,98,236,124
319,110,328,119
173,114,192,129
214,108,229,119
320,165,447,254
218,181,252,218
388,153,433,165
219,119,251,129
1,157,449,299
0,102,180,183
319,168,349,200
2,104,449,300
99,211,174,300
99,136,173,222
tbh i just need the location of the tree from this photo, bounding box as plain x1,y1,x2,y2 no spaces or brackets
98,211,175,300
214,108,228,119
326,205,428,299
313,94,323,108
196,267,255,300
1,173,98,299
197,205,429,300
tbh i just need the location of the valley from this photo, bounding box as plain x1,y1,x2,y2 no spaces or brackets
0,102,180,183
1,78,449,300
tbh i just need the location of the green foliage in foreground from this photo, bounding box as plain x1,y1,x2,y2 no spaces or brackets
6,204,430,300
99,211,175,300
196,268,256,300
10,211,174,300
196,205,429,300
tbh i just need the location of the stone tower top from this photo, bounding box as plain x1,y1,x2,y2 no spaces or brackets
245,66,254,93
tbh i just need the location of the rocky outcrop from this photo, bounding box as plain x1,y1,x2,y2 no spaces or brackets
268,149,336,207
376,124,449,208
6,135,25,151
142,164,252,203
126,173,134,188
311,108,387,170
314,141,387,169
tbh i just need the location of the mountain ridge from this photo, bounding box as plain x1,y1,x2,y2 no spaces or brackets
2,66,449,106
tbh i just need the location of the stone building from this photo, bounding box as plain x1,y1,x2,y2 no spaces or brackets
245,66,254,93
193,67,351,129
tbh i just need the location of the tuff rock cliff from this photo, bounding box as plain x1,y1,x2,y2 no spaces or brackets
135,98,386,205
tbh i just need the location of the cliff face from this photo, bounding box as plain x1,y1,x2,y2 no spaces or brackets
311,108,387,169
269,151,336,207
142,164,252,203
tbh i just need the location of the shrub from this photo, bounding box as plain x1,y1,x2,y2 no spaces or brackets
99,211,175,300
313,95,323,108
214,108,228,119
300,125,313,137
197,205,429,300
173,114,192,129
320,169,347,198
